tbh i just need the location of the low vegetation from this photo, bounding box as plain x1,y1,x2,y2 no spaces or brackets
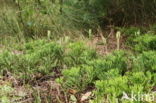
0,0,156,103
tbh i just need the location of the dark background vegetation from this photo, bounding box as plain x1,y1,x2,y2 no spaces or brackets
0,0,156,38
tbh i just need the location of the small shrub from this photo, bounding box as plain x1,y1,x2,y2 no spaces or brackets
132,51,156,72
0,51,18,74
94,71,154,103
89,50,128,80
95,76,128,103
127,72,153,93
133,34,156,52
61,65,94,91
23,39,48,53
98,69,120,81
64,42,97,67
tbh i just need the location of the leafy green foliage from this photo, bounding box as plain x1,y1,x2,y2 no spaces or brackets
133,34,156,52
132,51,156,72
94,71,154,102
95,76,128,96
0,0,156,102
1,38,156,102
0,40,64,80
64,42,97,67
89,50,127,80
128,72,153,93
61,65,94,91
0,41,97,81
58,47,156,102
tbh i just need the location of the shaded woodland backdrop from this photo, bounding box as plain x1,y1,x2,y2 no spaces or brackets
0,0,156,38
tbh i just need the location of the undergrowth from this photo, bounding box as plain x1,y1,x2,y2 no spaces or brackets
0,0,156,103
